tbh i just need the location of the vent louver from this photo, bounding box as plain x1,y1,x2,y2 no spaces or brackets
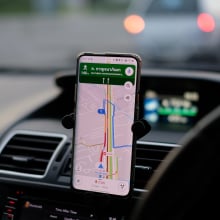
134,141,179,190
62,141,178,192
0,131,66,177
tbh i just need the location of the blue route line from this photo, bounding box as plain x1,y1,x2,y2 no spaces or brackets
98,98,131,149
113,144,132,148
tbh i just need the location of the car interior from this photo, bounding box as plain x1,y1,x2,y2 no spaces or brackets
0,1,220,220
0,67,220,219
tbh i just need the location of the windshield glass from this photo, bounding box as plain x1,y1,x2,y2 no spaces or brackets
146,0,198,15
0,0,220,71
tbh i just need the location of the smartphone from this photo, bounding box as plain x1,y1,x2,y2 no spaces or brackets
71,52,141,197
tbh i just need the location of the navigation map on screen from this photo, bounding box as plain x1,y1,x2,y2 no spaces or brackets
72,55,138,196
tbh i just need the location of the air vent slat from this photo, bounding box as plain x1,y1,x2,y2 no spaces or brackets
0,164,45,175
0,132,65,176
62,142,178,190
2,146,54,159
62,156,71,176
135,165,153,190
59,141,177,194
9,135,61,150
4,145,54,154
0,154,49,163
134,142,176,190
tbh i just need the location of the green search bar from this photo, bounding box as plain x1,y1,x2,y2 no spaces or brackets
79,63,136,85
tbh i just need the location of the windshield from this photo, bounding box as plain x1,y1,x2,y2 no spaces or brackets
0,0,220,71
146,0,198,15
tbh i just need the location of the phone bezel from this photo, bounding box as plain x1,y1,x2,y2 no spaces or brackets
71,52,142,198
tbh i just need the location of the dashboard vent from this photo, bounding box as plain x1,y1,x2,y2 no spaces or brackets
0,131,66,177
62,142,178,191
134,141,178,191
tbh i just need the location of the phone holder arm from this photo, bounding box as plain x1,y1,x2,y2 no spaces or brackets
61,113,151,139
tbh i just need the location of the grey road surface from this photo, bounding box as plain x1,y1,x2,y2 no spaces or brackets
0,12,135,69
0,74,59,132
0,11,136,132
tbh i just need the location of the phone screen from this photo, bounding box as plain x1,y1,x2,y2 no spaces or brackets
72,53,140,197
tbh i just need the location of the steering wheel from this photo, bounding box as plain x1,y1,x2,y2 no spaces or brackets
130,105,220,220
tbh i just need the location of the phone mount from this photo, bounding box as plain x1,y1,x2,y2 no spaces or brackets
61,113,151,216
61,113,151,139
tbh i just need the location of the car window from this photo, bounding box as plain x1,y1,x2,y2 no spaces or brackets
1,2,220,219
146,0,198,14
0,0,220,71
201,0,220,16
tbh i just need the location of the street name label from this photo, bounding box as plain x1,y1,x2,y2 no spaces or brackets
79,63,136,85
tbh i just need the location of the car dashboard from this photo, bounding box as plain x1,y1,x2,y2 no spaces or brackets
0,68,220,220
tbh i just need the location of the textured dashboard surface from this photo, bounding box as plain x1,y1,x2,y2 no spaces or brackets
0,68,220,219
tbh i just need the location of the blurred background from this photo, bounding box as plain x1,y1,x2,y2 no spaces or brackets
0,0,133,70
1,0,220,71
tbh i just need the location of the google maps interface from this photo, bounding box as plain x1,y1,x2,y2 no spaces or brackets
73,59,137,196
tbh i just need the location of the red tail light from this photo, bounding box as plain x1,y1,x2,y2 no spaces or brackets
123,14,145,34
197,13,215,33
